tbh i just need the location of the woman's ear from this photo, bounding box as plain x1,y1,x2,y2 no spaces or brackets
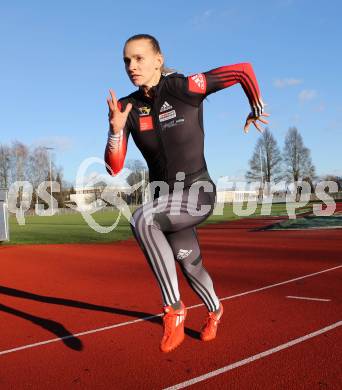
156,53,164,70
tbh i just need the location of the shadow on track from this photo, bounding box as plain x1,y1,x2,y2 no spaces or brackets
0,285,201,344
0,303,82,351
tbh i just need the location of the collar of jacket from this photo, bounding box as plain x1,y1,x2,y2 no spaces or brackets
137,72,180,100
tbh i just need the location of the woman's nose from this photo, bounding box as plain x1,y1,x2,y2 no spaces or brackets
129,60,137,71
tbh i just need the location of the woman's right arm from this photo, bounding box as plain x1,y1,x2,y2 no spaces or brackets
104,90,132,176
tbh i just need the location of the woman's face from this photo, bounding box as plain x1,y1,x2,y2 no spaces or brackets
123,39,163,87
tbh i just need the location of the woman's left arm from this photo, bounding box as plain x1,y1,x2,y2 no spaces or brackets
187,63,269,133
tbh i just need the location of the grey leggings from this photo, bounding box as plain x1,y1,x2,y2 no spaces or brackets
130,178,220,312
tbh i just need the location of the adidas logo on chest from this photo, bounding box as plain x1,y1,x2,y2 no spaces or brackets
160,101,173,113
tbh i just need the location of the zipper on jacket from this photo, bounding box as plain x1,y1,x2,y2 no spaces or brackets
151,76,169,181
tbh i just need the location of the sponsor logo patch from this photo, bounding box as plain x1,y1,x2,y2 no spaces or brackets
188,73,207,94
160,101,173,113
161,117,184,130
176,249,193,260
159,109,176,122
175,310,185,326
138,106,151,116
139,116,154,131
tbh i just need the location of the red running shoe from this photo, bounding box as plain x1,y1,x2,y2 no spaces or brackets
200,302,224,341
160,301,187,353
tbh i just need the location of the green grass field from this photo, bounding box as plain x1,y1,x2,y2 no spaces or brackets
266,215,342,230
4,202,310,245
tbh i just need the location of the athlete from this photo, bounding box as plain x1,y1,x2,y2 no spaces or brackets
105,34,269,353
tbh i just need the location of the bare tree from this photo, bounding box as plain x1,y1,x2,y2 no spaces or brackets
10,141,29,207
0,144,11,188
126,159,147,205
246,128,282,195
27,146,49,186
283,127,316,183
283,127,316,200
26,146,50,207
12,141,29,182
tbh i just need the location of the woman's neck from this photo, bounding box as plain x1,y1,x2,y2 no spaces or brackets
141,73,162,98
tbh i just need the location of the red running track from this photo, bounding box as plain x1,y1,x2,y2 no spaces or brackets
0,217,341,389
333,201,342,214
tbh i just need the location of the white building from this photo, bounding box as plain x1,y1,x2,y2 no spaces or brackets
216,189,258,203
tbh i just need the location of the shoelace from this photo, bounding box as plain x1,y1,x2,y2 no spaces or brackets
204,312,221,329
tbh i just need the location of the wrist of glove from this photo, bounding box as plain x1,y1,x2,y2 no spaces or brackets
251,99,265,118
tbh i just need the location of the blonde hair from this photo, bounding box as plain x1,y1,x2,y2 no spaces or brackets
124,34,175,75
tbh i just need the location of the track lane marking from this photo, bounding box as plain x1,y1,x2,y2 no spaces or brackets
217,264,341,303
0,264,341,357
286,296,331,302
163,320,342,390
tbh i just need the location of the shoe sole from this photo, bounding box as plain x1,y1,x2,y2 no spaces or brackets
160,333,185,353
200,334,217,342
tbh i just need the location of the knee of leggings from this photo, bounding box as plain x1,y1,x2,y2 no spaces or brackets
178,255,202,273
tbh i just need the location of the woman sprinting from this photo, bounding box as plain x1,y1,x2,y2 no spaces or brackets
105,34,269,353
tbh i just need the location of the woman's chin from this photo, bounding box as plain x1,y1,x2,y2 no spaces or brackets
131,79,143,87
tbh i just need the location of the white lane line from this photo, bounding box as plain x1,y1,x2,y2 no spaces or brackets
286,296,331,302
0,313,163,356
216,264,341,304
163,320,342,390
0,264,341,357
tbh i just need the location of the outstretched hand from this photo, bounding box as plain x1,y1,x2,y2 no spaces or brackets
107,89,132,134
244,112,270,134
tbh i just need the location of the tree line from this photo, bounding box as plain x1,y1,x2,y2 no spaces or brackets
0,140,148,209
246,126,342,196
1,128,340,209
0,141,69,208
